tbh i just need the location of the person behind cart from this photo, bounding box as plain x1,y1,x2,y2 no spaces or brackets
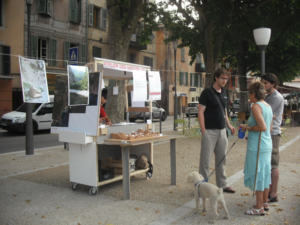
99,89,112,125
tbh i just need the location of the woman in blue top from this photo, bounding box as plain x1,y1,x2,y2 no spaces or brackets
239,82,273,216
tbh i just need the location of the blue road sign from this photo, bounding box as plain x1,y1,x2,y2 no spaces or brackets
69,47,78,65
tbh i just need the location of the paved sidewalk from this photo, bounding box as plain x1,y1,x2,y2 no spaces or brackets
0,128,300,225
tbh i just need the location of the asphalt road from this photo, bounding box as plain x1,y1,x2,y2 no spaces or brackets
0,115,198,154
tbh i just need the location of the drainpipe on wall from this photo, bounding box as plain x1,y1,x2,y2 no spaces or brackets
86,0,88,63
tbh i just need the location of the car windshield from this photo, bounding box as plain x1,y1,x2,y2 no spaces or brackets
234,100,239,104
188,103,198,107
15,103,42,113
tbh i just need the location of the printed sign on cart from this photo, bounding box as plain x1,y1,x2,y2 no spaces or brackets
68,65,89,106
148,71,161,101
132,71,147,102
51,72,102,136
19,56,50,103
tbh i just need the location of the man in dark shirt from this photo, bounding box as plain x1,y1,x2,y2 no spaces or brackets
198,68,236,193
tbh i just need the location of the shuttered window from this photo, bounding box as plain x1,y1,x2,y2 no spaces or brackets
179,72,188,86
88,4,107,30
144,56,153,70
181,48,185,62
0,45,11,75
93,46,101,58
69,0,81,24
31,35,38,58
38,0,51,16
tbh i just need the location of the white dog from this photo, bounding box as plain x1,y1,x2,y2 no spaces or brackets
187,172,230,224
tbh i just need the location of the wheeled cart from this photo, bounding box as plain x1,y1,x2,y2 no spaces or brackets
59,124,182,199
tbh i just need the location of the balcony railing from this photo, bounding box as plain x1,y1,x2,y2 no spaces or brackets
130,34,147,50
195,63,205,72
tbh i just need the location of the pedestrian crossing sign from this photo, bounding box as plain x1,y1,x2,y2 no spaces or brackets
69,47,78,65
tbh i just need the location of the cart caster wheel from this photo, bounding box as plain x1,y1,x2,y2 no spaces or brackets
71,183,79,191
89,187,98,195
146,172,152,179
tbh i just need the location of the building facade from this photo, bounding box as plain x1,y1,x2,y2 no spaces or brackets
155,28,205,116
0,0,25,117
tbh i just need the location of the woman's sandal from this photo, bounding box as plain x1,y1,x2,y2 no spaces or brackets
268,195,278,202
244,207,265,216
252,203,269,211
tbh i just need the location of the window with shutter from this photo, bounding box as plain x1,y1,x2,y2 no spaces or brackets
46,0,51,16
69,0,81,24
50,39,57,66
101,8,107,30
88,4,94,26
179,72,183,85
196,53,202,63
31,35,38,58
194,73,198,87
38,0,51,16
64,41,70,68
190,73,193,87
93,46,101,58
143,56,153,70
38,0,47,14
199,74,202,87
129,53,136,63
0,45,11,75
185,72,188,86
181,49,185,62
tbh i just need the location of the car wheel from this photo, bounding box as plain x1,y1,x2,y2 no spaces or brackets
129,118,136,122
161,112,167,121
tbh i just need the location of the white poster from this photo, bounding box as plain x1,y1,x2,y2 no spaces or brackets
68,65,89,106
19,56,50,103
148,71,161,100
132,71,147,102
131,91,144,107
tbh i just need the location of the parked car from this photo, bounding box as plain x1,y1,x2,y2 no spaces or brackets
127,101,167,122
232,99,240,109
0,95,54,133
185,102,199,117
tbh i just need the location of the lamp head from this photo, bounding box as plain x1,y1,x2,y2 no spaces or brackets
253,28,271,50
26,0,33,5
172,40,178,51
225,62,230,70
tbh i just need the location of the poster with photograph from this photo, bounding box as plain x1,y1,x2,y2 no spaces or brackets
51,72,102,136
19,56,50,103
68,65,89,106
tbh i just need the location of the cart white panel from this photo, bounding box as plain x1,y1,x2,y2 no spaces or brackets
69,142,98,186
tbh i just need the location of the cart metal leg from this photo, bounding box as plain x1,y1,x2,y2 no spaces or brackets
122,146,130,200
170,138,176,185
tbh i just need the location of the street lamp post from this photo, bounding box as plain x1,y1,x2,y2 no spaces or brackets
253,28,271,75
173,40,178,131
225,62,230,116
26,0,34,155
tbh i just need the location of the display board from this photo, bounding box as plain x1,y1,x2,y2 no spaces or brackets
19,56,50,103
51,72,102,136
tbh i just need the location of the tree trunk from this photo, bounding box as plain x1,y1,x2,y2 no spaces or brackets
204,22,214,88
237,40,250,114
105,0,144,123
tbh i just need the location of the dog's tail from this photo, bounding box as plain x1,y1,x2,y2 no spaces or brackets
218,187,223,194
